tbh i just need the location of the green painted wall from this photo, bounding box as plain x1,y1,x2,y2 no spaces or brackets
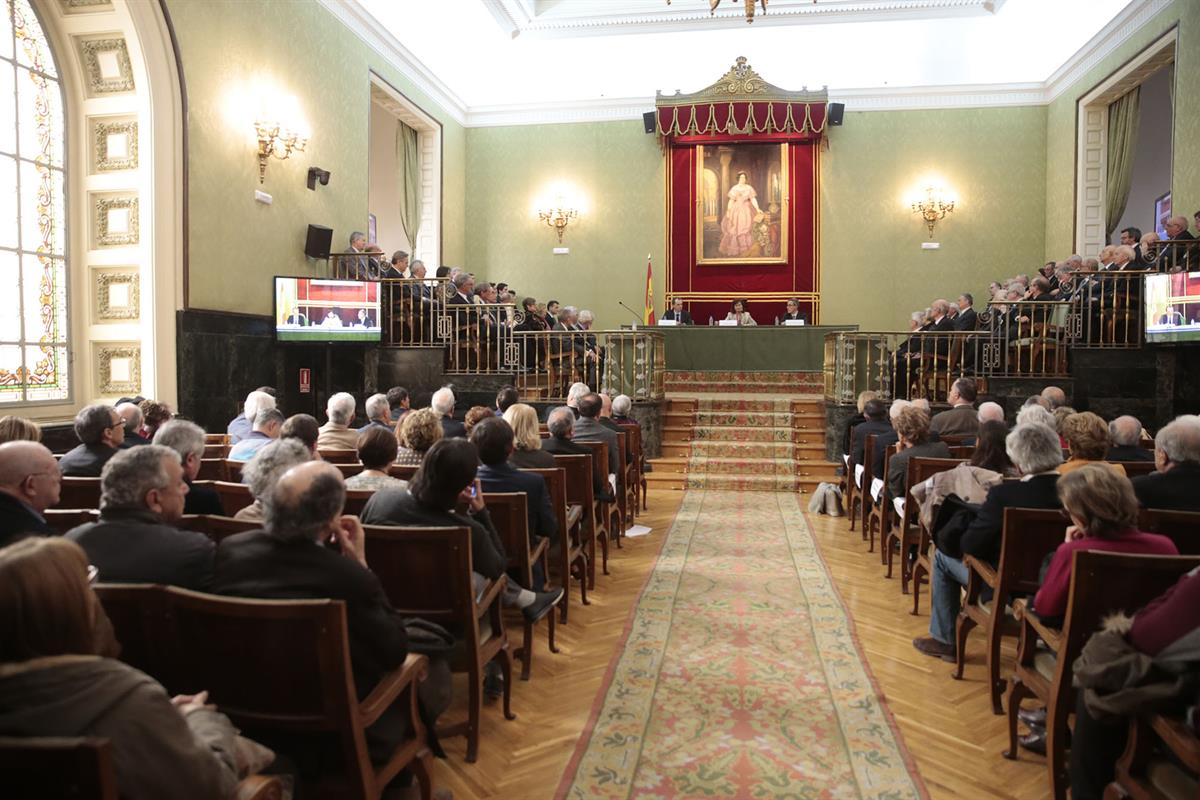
164,0,466,315
466,107,1047,331
1045,0,1200,257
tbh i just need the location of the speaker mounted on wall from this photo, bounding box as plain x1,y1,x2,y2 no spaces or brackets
304,224,333,260
827,103,845,126
643,111,657,135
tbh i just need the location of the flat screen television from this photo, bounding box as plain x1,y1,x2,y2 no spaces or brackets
1144,271,1200,344
274,276,382,343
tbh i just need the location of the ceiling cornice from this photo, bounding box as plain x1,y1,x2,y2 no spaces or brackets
1044,0,1170,102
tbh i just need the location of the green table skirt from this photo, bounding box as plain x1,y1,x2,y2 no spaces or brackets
657,325,856,371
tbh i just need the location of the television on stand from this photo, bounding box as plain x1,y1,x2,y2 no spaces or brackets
274,276,382,343
1144,271,1200,344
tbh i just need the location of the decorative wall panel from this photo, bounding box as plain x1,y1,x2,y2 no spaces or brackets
95,342,140,395
92,193,139,247
92,267,139,321
90,116,137,171
75,35,134,95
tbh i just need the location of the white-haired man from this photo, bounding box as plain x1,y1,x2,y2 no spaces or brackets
431,386,466,438
611,394,638,427
565,382,590,419
116,402,150,448
317,392,359,450
227,388,276,444
229,408,285,462
358,393,393,433
1163,215,1195,273
154,419,225,516
1132,415,1200,511
1106,416,1153,462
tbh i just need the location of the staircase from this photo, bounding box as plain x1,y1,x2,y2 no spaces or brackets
649,371,839,493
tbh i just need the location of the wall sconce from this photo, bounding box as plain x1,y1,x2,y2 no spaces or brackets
538,201,579,243
254,120,308,184
910,185,956,238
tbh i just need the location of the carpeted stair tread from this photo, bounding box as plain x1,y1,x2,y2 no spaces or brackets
688,456,799,475
683,474,800,491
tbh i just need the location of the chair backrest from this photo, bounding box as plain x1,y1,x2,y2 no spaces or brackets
522,467,570,541
577,439,611,501
342,488,374,517
223,459,244,483
333,463,365,479
1118,461,1158,479
176,514,261,544
211,481,254,516
44,508,100,534
554,453,594,510
319,448,358,464
948,445,975,459
202,443,229,459
481,492,532,583
939,433,972,447
388,463,419,481
204,433,230,445
55,477,101,510
997,508,1070,596
362,525,475,628
862,434,878,484
0,736,117,799
196,458,225,481
1138,508,1200,555
902,457,966,527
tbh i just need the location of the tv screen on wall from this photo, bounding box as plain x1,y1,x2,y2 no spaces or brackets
274,277,381,343
1144,271,1200,344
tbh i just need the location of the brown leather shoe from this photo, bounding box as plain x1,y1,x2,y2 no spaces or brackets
912,636,956,661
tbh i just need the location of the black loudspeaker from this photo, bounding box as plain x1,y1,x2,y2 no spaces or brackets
304,224,333,259
643,111,657,134
828,102,845,126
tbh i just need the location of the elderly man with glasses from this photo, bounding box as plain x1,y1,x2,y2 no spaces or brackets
0,441,61,547
59,404,126,477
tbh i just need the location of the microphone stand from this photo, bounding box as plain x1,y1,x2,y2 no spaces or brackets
617,300,645,330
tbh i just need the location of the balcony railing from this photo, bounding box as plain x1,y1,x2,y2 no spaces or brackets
1065,269,1147,348
511,329,665,403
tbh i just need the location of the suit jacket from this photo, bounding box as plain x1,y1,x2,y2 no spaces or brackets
1165,231,1196,273
1132,463,1200,511
887,440,952,502
952,474,1061,564
59,443,119,478
1105,444,1154,463
873,430,900,474
841,413,866,456
360,489,507,579
184,479,225,517
851,419,893,467
509,447,556,470
930,404,979,437
119,431,151,449
662,309,692,325
477,462,557,544
67,509,215,590
573,416,619,477
539,435,613,502
954,308,978,331
0,491,52,549
439,415,467,439
212,529,407,702
317,422,359,451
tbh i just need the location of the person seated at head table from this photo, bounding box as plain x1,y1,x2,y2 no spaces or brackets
724,298,756,326
777,298,808,324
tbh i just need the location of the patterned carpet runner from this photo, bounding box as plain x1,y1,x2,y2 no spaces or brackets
557,490,925,800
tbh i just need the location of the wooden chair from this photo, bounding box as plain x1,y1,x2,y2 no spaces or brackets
197,458,226,481
938,433,972,447
1116,461,1157,479
202,443,230,459
482,492,558,680
55,477,101,510
1108,713,1200,800
846,449,860,533
612,428,631,539
1138,507,1200,554
318,448,359,464
554,453,601,591
948,445,975,459
884,457,964,594
388,464,419,481
44,508,100,534
521,466,587,623
212,481,255,516
362,524,514,764
617,423,645,512
223,459,244,483
576,441,615,577
177,514,260,544
868,443,896,562
858,434,879,546
342,488,374,517
908,459,970,616
1004,551,1200,800
333,463,365,480
204,433,230,445
954,507,1067,715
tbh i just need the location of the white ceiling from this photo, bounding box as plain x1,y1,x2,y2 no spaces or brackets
345,0,1138,114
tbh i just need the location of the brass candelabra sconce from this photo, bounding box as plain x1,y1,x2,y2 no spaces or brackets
911,185,956,238
538,204,579,243
254,120,308,184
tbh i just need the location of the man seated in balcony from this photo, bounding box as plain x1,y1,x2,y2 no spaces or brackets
954,294,977,331
1162,215,1195,273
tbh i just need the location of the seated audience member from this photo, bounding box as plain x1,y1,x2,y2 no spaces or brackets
463,406,494,436
280,413,320,456
1041,385,1069,410
840,391,878,457
725,298,756,326
930,378,979,437
504,403,556,469
227,388,276,445
1016,402,1058,435
0,415,40,443
1060,412,1125,476
357,393,393,433
116,402,150,448
360,438,562,623
60,404,125,477
0,537,244,799
1023,394,1051,411
495,386,519,417
472,417,557,553
154,420,224,516
960,401,1005,446
872,400,910,471
236,438,311,522
954,294,977,331
345,427,407,492
611,394,638,428
66,445,213,590
0,441,60,547
138,400,173,440
886,406,952,502
850,398,891,467
395,408,443,467
913,423,1063,660
1106,415,1154,462
597,393,624,435
573,393,620,480
431,387,466,439
212,461,419,764
540,406,614,502
387,386,411,423
1068,565,1200,800
1052,406,1076,437
914,420,1012,533
227,408,284,462
317,392,360,451
565,382,589,419
1132,414,1200,510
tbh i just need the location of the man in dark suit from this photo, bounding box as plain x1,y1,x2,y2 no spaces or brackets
59,404,125,477
66,445,214,590
473,417,556,545
913,423,1063,660
661,298,692,325
573,393,620,482
1105,416,1154,462
777,297,809,325
954,294,977,332
930,378,979,437
116,402,150,448
850,399,892,468
343,231,370,280
540,407,614,503
0,441,59,548
1157,306,1185,326
1132,416,1200,510
431,387,466,439
152,419,224,516
1163,216,1196,273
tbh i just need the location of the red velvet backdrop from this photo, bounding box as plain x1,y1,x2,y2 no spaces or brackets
661,104,823,326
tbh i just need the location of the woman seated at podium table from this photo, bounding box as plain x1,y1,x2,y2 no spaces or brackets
724,299,757,326
778,298,809,325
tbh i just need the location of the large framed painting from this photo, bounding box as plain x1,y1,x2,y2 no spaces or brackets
696,142,788,264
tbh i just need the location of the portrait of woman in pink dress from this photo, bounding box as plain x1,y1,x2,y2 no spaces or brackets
718,172,764,257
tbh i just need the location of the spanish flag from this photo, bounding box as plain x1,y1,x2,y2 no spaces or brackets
643,255,655,326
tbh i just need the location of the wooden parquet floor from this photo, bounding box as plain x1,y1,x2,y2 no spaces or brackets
428,494,1053,800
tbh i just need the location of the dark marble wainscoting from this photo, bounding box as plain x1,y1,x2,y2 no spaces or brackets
824,403,857,462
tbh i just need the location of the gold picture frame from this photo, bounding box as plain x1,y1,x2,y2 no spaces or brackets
696,142,788,265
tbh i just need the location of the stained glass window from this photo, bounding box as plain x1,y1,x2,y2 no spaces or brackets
0,0,68,404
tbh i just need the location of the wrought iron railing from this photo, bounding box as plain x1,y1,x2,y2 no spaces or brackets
981,300,1073,375
443,302,519,374
511,329,665,403
1145,238,1200,273
1065,270,1147,348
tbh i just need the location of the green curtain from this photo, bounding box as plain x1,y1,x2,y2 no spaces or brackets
1106,87,1140,238
395,121,421,248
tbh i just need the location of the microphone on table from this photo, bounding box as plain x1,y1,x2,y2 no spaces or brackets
617,301,644,329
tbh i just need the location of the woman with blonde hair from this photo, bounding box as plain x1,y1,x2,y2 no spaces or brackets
0,537,245,798
0,415,41,443
504,403,555,469
394,407,443,466
1060,412,1125,476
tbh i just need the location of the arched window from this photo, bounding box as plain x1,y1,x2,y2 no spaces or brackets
0,0,68,404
